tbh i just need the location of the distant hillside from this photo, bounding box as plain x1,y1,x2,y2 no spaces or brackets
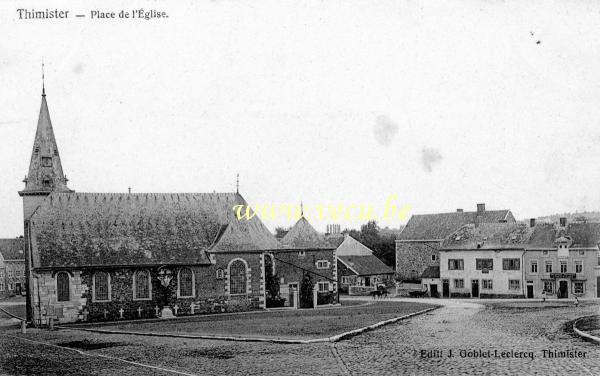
536,211,600,223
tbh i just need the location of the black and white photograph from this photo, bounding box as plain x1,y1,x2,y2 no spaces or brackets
1,1,600,375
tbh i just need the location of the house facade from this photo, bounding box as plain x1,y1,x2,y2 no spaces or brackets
20,87,336,324
335,235,394,295
523,220,600,299
396,204,515,282
439,223,530,298
0,238,26,297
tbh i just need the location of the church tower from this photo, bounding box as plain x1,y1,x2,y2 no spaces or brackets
18,85,73,220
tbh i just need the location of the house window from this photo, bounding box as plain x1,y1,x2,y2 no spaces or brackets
578,250,585,256
341,276,351,284
229,260,247,295
431,254,436,262
560,261,568,273
41,157,52,167
133,270,151,300
316,260,330,269
317,281,330,292
575,261,583,273
482,279,493,290
530,260,538,274
543,281,554,294
178,268,194,298
453,279,464,289
475,259,493,270
542,250,549,256
448,259,464,270
93,272,111,302
57,272,70,302
216,268,224,279
574,282,584,294
508,280,520,290
545,261,553,273
502,259,520,271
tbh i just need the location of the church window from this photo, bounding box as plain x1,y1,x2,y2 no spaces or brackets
229,260,247,295
133,270,151,300
93,272,111,302
178,268,194,298
57,272,70,302
216,268,224,279
42,157,52,167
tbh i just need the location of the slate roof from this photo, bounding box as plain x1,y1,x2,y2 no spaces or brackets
19,91,72,196
398,209,513,240
29,192,280,268
441,223,532,250
338,255,394,276
280,217,333,249
528,222,600,248
421,265,440,279
441,221,600,251
336,235,393,276
0,238,25,260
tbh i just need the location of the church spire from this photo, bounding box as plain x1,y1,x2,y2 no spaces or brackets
19,82,72,196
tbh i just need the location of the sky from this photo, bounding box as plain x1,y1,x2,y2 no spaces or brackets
2,0,600,237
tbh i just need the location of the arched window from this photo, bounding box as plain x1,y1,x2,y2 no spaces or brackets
93,271,111,302
229,260,247,295
216,268,224,279
57,272,70,302
178,268,194,298
134,270,151,300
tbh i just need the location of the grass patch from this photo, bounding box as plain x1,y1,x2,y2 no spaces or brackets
98,301,435,340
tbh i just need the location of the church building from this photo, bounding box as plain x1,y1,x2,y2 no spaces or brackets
20,86,337,325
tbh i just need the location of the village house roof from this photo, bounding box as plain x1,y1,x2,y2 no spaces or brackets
19,90,72,196
398,206,514,241
28,192,280,269
0,238,25,260
280,217,333,249
528,221,600,249
441,222,532,250
441,220,600,251
420,265,440,279
336,235,394,276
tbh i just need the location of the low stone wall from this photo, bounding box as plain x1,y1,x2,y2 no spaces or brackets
349,286,376,296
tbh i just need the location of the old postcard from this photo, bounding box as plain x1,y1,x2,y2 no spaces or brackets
0,1,599,375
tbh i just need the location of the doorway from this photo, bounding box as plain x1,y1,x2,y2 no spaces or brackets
527,285,533,299
558,281,568,299
442,279,449,298
430,284,438,298
471,280,479,298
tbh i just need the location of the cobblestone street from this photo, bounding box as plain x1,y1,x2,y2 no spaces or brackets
1,299,599,375
335,298,600,375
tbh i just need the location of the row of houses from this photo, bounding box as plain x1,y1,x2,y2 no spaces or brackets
397,205,600,299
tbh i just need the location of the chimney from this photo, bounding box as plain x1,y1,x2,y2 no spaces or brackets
559,217,567,227
529,218,536,228
457,209,463,213
476,203,485,214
